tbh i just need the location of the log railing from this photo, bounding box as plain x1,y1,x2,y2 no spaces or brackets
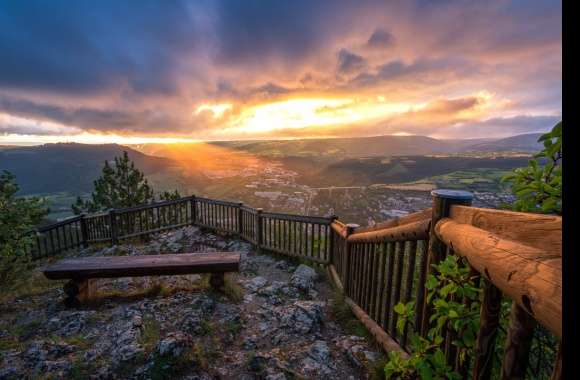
27,190,562,378
28,195,334,265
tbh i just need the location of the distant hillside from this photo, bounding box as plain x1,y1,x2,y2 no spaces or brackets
211,135,464,158
0,143,175,194
464,133,543,152
295,155,532,187
211,134,537,158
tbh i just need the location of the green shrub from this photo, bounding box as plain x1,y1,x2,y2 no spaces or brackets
502,122,562,214
0,171,48,287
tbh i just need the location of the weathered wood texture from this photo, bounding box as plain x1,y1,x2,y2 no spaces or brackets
450,205,562,257
344,296,409,358
550,342,562,380
43,252,241,280
435,218,561,338
472,280,503,380
354,207,433,233
500,303,537,379
30,192,563,378
347,218,430,243
63,278,95,307
421,190,473,336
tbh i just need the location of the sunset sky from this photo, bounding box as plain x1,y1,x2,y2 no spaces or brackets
0,0,561,145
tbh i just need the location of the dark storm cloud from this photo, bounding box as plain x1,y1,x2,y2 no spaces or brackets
367,29,395,48
350,57,476,88
209,0,364,65
0,0,201,95
337,49,367,75
0,0,562,140
0,96,139,129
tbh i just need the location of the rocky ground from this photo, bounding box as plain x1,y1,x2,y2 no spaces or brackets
0,226,384,379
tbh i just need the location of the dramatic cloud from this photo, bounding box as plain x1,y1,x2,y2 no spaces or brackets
367,29,395,48
337,49,367,75
0,0,561,143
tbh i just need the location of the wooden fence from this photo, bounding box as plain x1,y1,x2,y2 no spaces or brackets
27,190,562,379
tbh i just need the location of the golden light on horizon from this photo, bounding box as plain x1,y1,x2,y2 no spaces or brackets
0,91,517,145
0,132,202,145
195,103,233,118
219,96,414,135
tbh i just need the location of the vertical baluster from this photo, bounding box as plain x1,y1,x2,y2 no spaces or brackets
500,304,536,379
390,241,405,339
309,223,315,259
301,222,306,257
550,342,562,380
256,209,263,254
376,242,388,329
53,227,60,253
382,242,395,330
472,280,502,380
351,243,359,301
284,219,288,253
401,241,418,348
366,243,375,314
357,243,365,306
369,243,380,322
317,224,322,261
357,243,364,306
362,244,372,312
414,241,429,337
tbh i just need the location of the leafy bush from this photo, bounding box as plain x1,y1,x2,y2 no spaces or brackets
385,256,481,379
0,171,48,285
502,122,562,214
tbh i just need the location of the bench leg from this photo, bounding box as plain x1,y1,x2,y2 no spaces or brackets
209,272,225,291
63,279,95,307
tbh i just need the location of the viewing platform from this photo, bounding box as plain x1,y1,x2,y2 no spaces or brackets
9,190,562,379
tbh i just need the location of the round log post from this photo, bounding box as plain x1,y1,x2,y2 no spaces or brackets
109,209,118,246
328,215,338,264
420,189,473,336
209,272,226,291
63,278,95,308
237,202,244,237
80,213,89,248
255,208,263,254
190,195,197,225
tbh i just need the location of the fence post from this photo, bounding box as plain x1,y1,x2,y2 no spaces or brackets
328,215,338,264
237,202,244,237
344,223,359,297
420,189,473,335
80,213,89,248
255,208,263,254
190,195,197,226
109,209,118,246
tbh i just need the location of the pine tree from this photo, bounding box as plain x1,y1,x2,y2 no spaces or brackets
1,170,48,285
72,151,154,214
159,189,182,201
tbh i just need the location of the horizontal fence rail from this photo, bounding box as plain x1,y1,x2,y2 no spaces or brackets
26,190,562,379
27,195,334,265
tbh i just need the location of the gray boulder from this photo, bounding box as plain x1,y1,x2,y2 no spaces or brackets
290,265,318,291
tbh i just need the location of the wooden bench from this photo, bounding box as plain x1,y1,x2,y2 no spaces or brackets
43,252,240,307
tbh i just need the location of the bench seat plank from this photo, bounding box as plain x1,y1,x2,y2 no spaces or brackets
43,252,240,280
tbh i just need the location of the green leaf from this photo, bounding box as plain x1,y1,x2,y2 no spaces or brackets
394,303,406,315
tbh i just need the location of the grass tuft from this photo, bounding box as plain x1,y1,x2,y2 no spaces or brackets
223,274,244,302
330,289,370,338
139,316,161,352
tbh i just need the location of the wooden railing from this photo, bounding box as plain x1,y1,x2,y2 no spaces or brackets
27,191,562,378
